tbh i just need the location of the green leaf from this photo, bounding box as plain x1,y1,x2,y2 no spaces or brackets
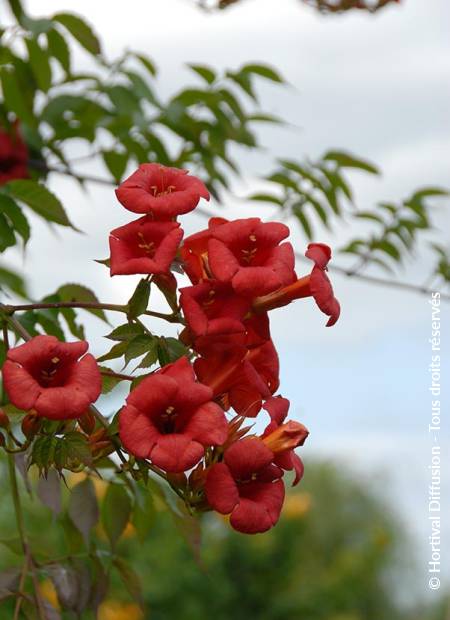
135,340,159,370
31,435,58,474
102,150,128,182
46,28,71,73
21,16,54,35
0,538,23,555
135,53,157,77
292,204,313,240
68,478,99,546
127,279,150,319
99,366,124,394
0,66,36,127
6,180,74,227
132,486,155,542
0,264,27,297
241,63,284,83
372,239,401,261
37,469,62,515
62,431,93,470
25,37,52,92
0,194,30,244
57,283,108,323
410,187,449,200
158,337,188,366
323,150,379,175
189,64,216,84
0,213,16,251
248,193,284,206
102,484,132,547
53,12,101,55
113,558,144,608
97,341,128,363
124,334,155,367
106,323,144,342
355,211,385,224
226,71,257,101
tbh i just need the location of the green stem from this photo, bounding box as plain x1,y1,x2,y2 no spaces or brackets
2,301,181,324
7,453,47,620
0,308,32,342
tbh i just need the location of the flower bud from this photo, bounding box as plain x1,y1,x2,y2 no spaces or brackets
78,410,96,435
21,412,41,439
0,408,10,429
262,421,309,454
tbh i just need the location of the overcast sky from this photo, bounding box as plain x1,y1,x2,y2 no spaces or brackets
3,0,449,602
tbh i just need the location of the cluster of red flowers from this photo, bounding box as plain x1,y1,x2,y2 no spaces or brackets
1,163,340,535
113,163,340,533
0,121,29,185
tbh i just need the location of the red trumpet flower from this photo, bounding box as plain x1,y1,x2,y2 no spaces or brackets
0,121,29,185
179,281,250,354
115,163,209,218
109,217,183,276
207,218,296,297
119,357,227,473
2,335,101,420
252,243,340,326
195,340,279,417
205,437,285,534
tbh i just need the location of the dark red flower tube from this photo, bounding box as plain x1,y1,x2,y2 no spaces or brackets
119,357,227,473
194,340,279,417
2,335,101,420
252,243,341,327
179,280,250,354
207,217,296,298
205,437,285,534
0,121,29,185
109,217,183,276
115,163,210,218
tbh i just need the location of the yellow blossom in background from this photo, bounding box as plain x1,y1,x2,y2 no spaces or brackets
68,471,108,500
282,493,312,520
98,600,143,620
39,579,60,610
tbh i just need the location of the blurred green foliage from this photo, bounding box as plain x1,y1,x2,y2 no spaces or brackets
0,458,447,619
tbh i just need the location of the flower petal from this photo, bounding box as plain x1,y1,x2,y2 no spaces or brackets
205,463,239,514
183,401,228,445
149,434,204,472
119,404,160,458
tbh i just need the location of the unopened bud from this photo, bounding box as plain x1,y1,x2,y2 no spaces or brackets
78,410,96,435
21,412,41,439
263,421,309,454
0,409,10,429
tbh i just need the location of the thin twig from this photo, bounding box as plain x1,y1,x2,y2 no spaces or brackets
3,301,182,324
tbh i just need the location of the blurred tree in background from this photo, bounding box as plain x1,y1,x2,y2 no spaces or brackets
0,462,448,619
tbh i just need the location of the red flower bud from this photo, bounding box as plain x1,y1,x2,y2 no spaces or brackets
78,410,96,435
262,420,309,454
0,121,29,185
21,412,41,438
0,409,10,429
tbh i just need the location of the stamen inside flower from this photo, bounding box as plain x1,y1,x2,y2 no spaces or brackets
149,184,176,197
137,232,155,256
202,289,216,308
